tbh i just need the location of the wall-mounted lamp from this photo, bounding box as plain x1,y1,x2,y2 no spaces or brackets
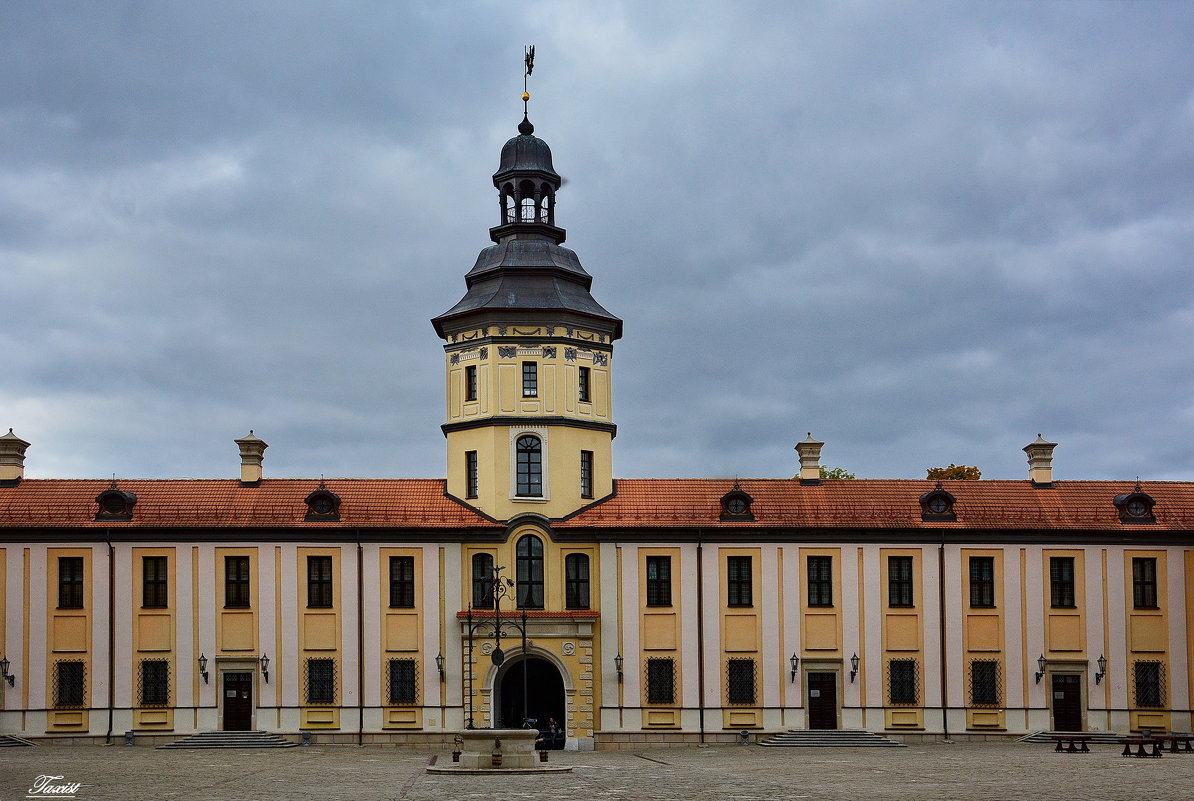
849,652,860,684
614,653,624,683
198,653,209,685
789,653,800,683
1095,654,1107,685
259,653,270,684
435,652,445,679
1034,654,1047,684
0,655,15,687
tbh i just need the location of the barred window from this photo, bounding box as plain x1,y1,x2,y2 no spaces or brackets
307,555,333,608
516,535,544,609
968,659,1001,707
465,450,479,499
969,557,995,608
646,556,672,607
565,553,590,609
225,555,250,608
808,555,833,607
1133,661,1165,708
646,658,675,704
471,553,494,609
727,658,756,705
54,660,85,707
387,658,418,705
306,658,336,704
578,366,591,403
389,556,415,608
142,556,168,608
888,556,913,607
58,557,84,609
888,659,919,705
1132,558,1158,609
1050,557,1075,608
727,556,752,607
522,361,538,397
139,659,170,706
465,365,478,402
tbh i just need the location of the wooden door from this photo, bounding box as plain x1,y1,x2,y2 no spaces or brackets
1051,674,1082,731
807,672,838,730
223,672,253,731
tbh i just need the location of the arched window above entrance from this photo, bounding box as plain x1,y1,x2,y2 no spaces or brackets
516,534,544,609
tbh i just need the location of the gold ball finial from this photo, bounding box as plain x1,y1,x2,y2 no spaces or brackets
522,91,530,102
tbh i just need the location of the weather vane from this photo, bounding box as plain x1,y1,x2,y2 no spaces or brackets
522,44,535,115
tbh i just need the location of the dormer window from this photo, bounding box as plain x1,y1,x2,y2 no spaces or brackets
1114,486,1156,524
919,484,956,522
304,485,341,522
720,485,754,521
94,485,136,521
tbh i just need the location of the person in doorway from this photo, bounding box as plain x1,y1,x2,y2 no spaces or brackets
545,717,563,749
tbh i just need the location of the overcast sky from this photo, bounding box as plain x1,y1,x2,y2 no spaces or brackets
3,1,1193,483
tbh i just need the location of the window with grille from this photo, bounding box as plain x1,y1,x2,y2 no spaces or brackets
58,557,84,609
727,659,757,705
307,555,333,608
1132,558,1158,609
465,365,477,402
471,553,494,609
54,660,85,707
465,450,479,499
225,555,250,608
139,659,170,706
645,658,675,704
1133,661,1165,708
969,556,995,608
578,366,591,403
389,556,415,608
522,362,538,397
808,555,833,607
580,450,593,499
387,658,418,705
727,555,752,607
565,553,590,609
888,659,919,705
1049,557,1075,608
888,556,913,607
515,435,542,497
646,556,672,607
142,556,168,608
305,658,336,704
516,535,544,609
968,659,1001,706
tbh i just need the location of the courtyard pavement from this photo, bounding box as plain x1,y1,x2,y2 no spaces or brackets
2,741,1192,801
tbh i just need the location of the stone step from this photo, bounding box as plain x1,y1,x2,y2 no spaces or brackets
157,730,297,749
1017,730,1122,745
0,735,37,747
759,729,905,748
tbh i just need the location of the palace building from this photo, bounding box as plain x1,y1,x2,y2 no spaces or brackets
1,109,1191,749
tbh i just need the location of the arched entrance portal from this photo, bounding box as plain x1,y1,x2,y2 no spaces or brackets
496,656,566,743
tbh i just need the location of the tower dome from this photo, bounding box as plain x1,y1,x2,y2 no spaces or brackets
495,115,560,182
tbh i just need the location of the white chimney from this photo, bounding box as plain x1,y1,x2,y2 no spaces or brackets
795,433,824,484
235,430,268,486
1023,434,1057,487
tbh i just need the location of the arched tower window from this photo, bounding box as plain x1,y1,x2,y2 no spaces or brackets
471,553,495,609
503,186,516,224
565,553,590,609
516,535,544,609
516,435,543,497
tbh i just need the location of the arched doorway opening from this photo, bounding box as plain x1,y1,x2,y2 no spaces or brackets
496,656,566,744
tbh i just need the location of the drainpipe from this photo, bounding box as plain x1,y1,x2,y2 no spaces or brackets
105,533,115,744
938,534,949,741
696,529,705,744
357,531,364,746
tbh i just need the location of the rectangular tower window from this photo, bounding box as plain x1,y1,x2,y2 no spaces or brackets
888,555,913,607
969,556,996,608
225,555,250,608
389,556,415,608
1050,557,1076,608
465,450,479,499
522,361,538,397
142,556,169,608
580,450,594,498
307,555,333,608
578,366,591,403
646,556,672,607
565,553,590,609
727,555,752,607
646,658,675,704
388,658,418,705
465,365,478,402
58,557,84,609
808,555,833,607
1132,557,1158,609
